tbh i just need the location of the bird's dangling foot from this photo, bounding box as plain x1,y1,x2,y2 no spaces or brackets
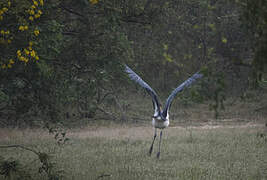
156,152,160,159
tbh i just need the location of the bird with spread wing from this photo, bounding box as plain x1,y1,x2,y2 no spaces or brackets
125,65,203,158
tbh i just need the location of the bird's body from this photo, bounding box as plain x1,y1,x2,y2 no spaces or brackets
152,117,169,129
125,65,203,158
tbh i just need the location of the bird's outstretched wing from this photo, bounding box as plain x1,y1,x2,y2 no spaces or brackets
162,72,203,118
125,65,161,116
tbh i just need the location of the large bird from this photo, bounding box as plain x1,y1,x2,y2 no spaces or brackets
125,65,203,158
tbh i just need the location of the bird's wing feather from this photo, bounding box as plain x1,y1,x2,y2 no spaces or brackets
125,65,161,116
162,72,203,118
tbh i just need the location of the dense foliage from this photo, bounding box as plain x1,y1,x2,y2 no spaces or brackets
0,0,265,126
241,0,267,87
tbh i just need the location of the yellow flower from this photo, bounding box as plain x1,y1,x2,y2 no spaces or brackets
29,41,33,46
29,9,35,15
31,5,36,9
29,16,34,21
8,1,11,7
19,26,24,31
222,37,227,44
5,30,10,34
24,48,30,55
7,64,12,68
30,50,36,57
17,50,21,56
0,30,4,34
35,56,39,60
34,14,40,18
0,10,3,15
33,1,38,6
9,59,14,64
7,39,11,43
34,29,39,36
20,56,29,63
38,10,42,15
90,0,99,5
28,46,32,50
39,0,44,6
19,56,25,62
2,8,8,12
2,8,8,13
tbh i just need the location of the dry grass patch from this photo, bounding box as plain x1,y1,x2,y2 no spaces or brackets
1,124,267,179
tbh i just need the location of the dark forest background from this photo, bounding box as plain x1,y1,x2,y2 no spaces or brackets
0,0,267,127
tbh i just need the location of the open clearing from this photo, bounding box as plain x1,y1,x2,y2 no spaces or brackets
0,123,267,179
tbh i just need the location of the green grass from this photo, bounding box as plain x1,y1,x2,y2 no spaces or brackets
0,125,267,179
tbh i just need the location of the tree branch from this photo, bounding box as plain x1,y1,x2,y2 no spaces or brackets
0,145,39,156
60,5,84,18
96,107,117,120
233,62,252,68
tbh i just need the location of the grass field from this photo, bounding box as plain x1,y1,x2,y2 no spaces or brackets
0,123,267,180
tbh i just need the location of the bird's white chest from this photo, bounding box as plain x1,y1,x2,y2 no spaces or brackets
152,118,169,129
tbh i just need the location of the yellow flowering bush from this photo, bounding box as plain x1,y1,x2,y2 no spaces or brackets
34,29,39,36
19,25,28,31
0,0,44,69
27,2,43,21
16,42,39,64
0,4,9,21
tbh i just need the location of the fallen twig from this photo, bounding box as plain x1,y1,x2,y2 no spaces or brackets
97,174,112,179
0,145,39,156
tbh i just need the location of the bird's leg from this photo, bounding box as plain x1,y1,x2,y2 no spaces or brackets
149,128,157,156
157,130,163,159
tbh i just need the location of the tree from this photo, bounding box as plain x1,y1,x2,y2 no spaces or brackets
241,0,267,88
0,0,64,126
